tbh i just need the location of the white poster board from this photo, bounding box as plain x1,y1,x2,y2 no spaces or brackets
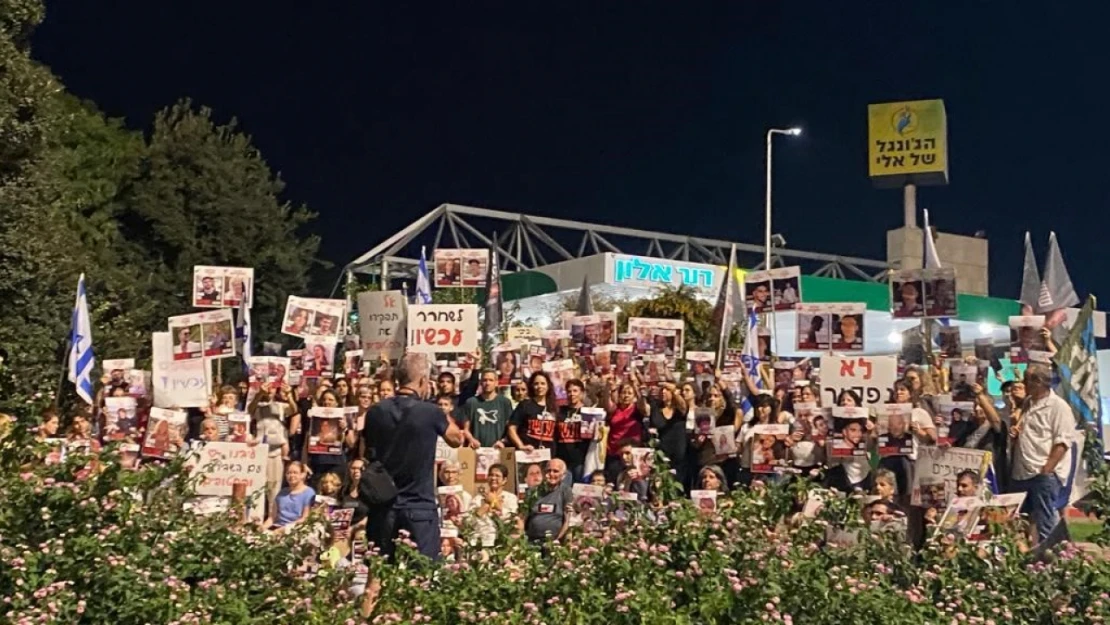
187,441,267,497
407,304,479,353
818,354,897,406
357,290,407,360
152,331,209,408
911,446,992,507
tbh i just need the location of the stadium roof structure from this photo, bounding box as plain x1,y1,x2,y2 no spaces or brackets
336,203,893,295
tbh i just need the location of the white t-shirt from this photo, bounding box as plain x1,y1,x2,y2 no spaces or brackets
1011,393,1076,483
906,406,937,461
469,489,519,547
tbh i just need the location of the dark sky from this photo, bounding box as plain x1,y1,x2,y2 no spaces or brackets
33,1,1110,302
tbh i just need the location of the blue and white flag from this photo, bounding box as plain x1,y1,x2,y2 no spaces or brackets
739,307,764,416
415,246,433,304
1052,295,1101,508
923,209,950,331
68,273,96,405
235,298,252,373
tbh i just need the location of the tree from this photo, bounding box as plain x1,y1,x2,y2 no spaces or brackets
119,100,323,348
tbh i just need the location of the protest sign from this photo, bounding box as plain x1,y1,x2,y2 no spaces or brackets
168,309,234,360
407,304,479,353
192,265,255,309
768,266,802,311
357,290,407,360
506,325,542,342
819,354,897,406
796,303,831,351
104,396,138,442
627,317,685,360
152,332,209,408
434,248,488,287
911,446,992,507
1009,315,1049,364
923,267,958,318
186,441,266,498
829,303,866,352
282,296,347,340
142,407,188,459
307,407,345,455
876,403,914,457
102,358,135,377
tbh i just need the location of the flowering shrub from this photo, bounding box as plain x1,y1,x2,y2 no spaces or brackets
2,411,1109,625
370,483,1110,625
0,423,360,624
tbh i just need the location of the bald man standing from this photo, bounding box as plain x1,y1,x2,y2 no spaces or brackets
524,459,573,543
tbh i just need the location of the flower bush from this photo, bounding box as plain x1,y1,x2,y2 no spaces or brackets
370,481,1110,625
0,423,360,624
2,409,1110,625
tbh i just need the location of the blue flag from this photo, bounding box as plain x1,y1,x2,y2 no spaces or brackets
68,274,96,405
415,246,432,304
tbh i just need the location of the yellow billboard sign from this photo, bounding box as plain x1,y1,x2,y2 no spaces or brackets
867,99,948,187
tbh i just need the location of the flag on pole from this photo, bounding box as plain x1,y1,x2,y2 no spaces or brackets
1052,295,1102,508
922,209,942,270
1019,232,1041,315
235,298,252,374
67,274,96,405
1038,231,1079,314
575,274,593,316
415,246,432,304
712,244,743,369
738,307,764,416
922,209,950,332
482,234,503,349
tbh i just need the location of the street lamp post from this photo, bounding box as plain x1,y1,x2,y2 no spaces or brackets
764,127,802,270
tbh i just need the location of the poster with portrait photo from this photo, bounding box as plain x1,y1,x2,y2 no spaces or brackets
493,345,520,384
126,370,150,398
769,266,802,311
756,325,772,361
104,396,139,442
608,344,633,379
791,403,830,465
745,270,773,314
923,268,958,318
830,304,865,352
1009,315,1048,364
540,330,570,361
308,407,344,455
168,314,204,361
711,425,738,456
890,269,925,319
102,359,135,387
938,326,962,358
514,448,552,495
461,249,489,287
198,309,235,359
542,358,575,404
876,403,914,457
795,303,831,351
948,363,978,401
192,266,255,309
936,395,974,446
750,423,790,473
691,489,718,512
222,267,254,308
685,351,715,391
626,317,685,363
303,338,336,379
829,406,869,458
142,407,187,460
433,249,463,287
343,351,362,380
282,296,346,340
521,345,546,379
567,314,603,360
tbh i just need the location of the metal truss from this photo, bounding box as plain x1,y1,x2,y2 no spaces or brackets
337,203,893,294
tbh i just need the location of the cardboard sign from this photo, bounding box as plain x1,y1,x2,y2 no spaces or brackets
407,304,479,353
911,446,992,507
186,441,266,497
152,332,209,408
357,290,407,360
819,354,897,406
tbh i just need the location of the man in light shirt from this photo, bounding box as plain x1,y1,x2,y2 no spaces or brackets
1008,364,1076,543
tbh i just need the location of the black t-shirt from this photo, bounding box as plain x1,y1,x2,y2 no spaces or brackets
649,402,686,466
363,394,447,511
510,399,557,451
555,405,589,472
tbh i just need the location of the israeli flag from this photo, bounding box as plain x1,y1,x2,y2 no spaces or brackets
739,307,763,415
67,274,96,405
415,246,433,304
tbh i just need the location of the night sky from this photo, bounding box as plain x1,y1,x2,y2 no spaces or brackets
32,1,1110,301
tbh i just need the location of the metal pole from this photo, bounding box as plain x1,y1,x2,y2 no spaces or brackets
764,130,774,271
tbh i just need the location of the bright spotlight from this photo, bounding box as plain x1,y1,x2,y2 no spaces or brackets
978,322,994,336
787,127,803,136
887,331,903,345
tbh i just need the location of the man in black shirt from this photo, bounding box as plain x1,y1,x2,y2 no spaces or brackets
364,353,464,560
